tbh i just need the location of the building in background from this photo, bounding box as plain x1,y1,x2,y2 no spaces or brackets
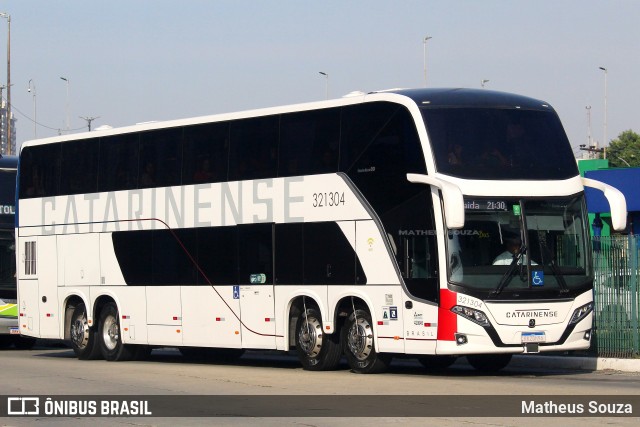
0,98,16,155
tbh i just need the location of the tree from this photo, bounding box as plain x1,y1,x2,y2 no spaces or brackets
606,130,640,168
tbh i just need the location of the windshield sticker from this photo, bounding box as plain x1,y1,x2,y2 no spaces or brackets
512,205,521,216
532,271,544,286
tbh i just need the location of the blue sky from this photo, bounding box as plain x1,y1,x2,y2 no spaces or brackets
2,1,638,156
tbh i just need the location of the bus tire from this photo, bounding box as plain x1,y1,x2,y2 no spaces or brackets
295,307,341,371
342,307,390,374
98,302,135,362
417,355,457,370
467,353,512,372
70,302,101,360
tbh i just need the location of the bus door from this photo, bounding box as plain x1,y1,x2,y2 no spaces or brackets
238,224,276,349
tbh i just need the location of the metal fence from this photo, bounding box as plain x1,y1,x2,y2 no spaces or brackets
591,235,639,358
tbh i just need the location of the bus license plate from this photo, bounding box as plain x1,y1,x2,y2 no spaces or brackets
521,331,545,343
9,327,20,335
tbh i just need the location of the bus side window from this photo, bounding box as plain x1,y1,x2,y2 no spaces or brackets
229,116,279,181
98,134,139,192
139,128,182,189
60,138,98,195
19,144,61,198
278,108,340,177
182,122,230,185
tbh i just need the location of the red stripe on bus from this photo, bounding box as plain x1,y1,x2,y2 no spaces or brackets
438,289,457,341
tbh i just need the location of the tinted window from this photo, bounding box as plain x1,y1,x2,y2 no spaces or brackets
275,223,303,284
238,223,273,285
304,222,356,285
340,102,399,174
278,108,340,177
139,128,183,188
18,144,61,199
112,230,153,285
60,138,99,195
98,134,139,192
343,105,427,216
229,116,279,181
182,122,229,185
197,226,237,285
382,190,439,302
424,108,578,180
152,229,198,285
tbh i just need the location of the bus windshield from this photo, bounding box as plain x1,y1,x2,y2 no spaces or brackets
447,196,591,298
422,107,578,180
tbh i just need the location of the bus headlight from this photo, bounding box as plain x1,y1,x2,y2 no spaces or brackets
569,302,593,325
451,305,490,327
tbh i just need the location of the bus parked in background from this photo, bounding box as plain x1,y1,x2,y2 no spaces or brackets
0,155,36,349
16,88,626,372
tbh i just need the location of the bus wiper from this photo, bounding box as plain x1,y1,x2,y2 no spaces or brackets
492,244,527,295
538,243,570,293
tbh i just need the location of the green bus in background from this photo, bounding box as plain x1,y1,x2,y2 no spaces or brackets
0,155,36,349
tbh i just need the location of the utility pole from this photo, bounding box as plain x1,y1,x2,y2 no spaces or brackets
0,13,11,154
80,116,99,132
585,106,593,159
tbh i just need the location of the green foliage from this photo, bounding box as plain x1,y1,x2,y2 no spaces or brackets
607,130,640,167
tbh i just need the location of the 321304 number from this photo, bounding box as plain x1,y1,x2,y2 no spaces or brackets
312,192,345,207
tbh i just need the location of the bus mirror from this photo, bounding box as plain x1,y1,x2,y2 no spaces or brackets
407,173,465,229
581,177,628,231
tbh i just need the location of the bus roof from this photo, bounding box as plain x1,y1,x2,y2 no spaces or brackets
19,88,555,151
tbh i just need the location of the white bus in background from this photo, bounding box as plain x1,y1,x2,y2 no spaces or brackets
16,88,626,373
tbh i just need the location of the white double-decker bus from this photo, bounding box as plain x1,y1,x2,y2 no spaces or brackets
17,88,626,373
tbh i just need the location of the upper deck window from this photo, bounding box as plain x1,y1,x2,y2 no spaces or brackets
423,108,578,180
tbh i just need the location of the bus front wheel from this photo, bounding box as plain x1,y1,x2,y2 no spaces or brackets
69,302,101,360
342,307,390,374
295,307,341,371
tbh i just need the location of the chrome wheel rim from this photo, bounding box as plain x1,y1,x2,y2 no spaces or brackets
298,314,323,357
347,317,373,361
70,314,89,349
102,314,119,351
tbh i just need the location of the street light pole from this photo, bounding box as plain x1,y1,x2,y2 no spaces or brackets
0,12,11,154
28,79,37,138
599,66,607,159
60,76,70,131
423,36,432,87
319,72,329,100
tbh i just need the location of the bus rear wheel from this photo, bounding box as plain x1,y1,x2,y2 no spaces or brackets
70,302,101,360
342,307,390,374
467,354,512,372
295,307,341,371
98,302,135,361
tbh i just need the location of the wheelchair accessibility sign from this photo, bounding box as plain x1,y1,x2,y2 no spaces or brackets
532,271,544,286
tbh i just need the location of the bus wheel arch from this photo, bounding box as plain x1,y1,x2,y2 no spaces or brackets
289,296,341,371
